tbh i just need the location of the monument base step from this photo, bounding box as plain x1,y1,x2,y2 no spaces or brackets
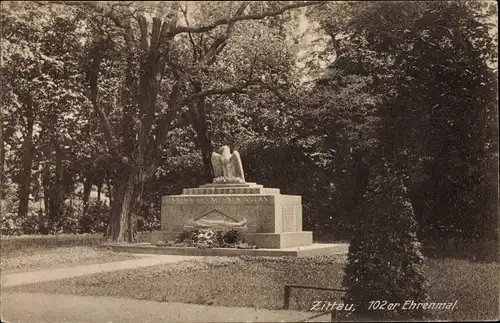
245,232,313,248
103,243,348,257
151,231,313,249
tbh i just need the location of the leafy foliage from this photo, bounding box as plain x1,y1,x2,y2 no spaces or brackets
1,1,321,242
306,1,498,244
1,1,497,269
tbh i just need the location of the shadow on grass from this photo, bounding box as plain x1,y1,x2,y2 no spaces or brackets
315,235,499,263
421,238,499,263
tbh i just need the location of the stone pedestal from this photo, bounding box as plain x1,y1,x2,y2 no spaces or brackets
152,182,313,249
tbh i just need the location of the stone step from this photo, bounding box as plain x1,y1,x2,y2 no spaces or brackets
200,182,260,188
113,241,349,257
182,187,280,195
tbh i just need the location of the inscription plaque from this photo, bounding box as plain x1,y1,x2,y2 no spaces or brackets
164,196,270,204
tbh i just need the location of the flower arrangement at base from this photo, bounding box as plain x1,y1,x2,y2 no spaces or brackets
168,228,258,249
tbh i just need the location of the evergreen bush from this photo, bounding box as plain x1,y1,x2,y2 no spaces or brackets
342,164,429,320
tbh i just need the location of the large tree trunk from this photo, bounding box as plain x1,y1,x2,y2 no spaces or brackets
97,183,102,203
106,178,134,242
18,140,33,219
105,177,113,237
18,95,35,219
39,154,51,234
82,172,93,216
48,141,64,227
42,165,50,214
105,168,146,243
200,135,214,183
129,186,143,240
187,90,214,182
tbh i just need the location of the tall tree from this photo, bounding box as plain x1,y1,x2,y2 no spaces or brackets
2,2,106,234
2,2,87,223
309,1,498,243
36,1,322,242
1,3,43,220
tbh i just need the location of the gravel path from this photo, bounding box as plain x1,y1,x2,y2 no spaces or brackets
1,292,328,323
1,254,202,287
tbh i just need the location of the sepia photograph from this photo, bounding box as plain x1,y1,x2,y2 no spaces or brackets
0,1,498,322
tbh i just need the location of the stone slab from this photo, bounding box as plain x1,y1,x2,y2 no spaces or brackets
106,243,349,257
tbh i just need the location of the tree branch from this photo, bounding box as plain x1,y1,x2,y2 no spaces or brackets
144,80,182,171
257,81,305,118
180,3,200,62
170,1,322,36
186,2,249,73
417,36,456,61
136,13,149,51
179,81,259,106
87,40,122,159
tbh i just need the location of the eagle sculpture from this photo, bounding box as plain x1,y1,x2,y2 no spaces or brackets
211,145,245,183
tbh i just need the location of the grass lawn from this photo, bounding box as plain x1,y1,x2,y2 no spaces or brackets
1,246,139,274
1,232,152,255
1,233,105,255
4,254,498,321
0,232,155,273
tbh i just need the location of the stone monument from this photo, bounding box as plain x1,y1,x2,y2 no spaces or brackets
151,145,313,249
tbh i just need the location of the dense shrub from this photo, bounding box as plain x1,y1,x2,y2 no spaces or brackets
79,200,109,233
1,209,43,236
1,197,110,236
1,211,24,236
20,210,44,235
137,209,160,232
51,203,81,234
342,165,429,320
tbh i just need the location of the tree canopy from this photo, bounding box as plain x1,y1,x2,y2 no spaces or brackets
1,1,497,257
